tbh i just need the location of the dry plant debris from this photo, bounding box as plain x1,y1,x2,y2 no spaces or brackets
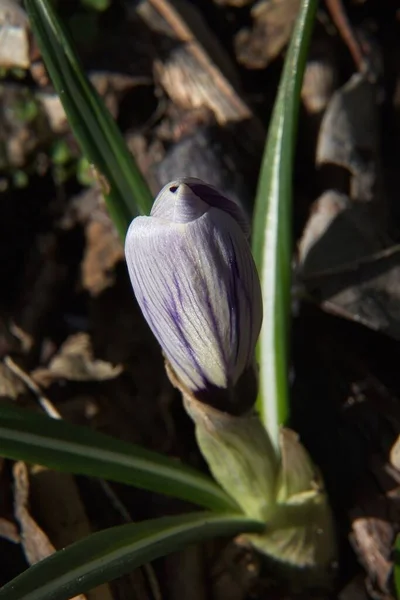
32,333,122,386
298,71,400,340
2,0,400,598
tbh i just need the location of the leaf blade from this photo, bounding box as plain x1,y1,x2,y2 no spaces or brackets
395,533,400,598
0,512,264,600
0,403,238,512
252,0,318,447
25,0,153,237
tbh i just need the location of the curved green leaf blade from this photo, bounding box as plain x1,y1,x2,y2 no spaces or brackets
395,533,400,598
0,512,264,600
252,0,317,447
0,403,238,512
25,0,153,237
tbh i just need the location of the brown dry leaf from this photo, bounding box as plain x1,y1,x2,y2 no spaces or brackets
0,84,51,170
235,0,301,69
82,220,124,296
301,59,336,115
13,461,57,565
138,0,260,127
13,462,87,600
0,0,30,69
60,186,124,297
126,1,264,219
390,436,400,471
345,392,400,596
299,190,385,274
32,333,122,386
0,517,20,544
316,73,380,203
36,91,68,134
37,63,149,135
0,317,32,358
301,52,337,115
0,362,26,398
293,308,400,596
28,466,113,600
29,466,94,549
351,515,393,595
298,72,400,339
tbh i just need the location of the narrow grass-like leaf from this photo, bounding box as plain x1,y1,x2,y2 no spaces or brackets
0,403,238,512
0,511,264,600
25,0,153,237
395,534,400,599
252,0,317,447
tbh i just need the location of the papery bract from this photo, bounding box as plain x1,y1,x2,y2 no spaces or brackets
125,177,262,395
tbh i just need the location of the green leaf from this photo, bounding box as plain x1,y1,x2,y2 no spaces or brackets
81,0,111,11
395,533,400,599
0,512,264,600
25,0,153,238
0,403,239,512
251,0,317,447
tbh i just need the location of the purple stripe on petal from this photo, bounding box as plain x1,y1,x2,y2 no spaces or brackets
203,286,229,379
172,272,183,307
166,268,214,389
143,295,202,390
165,289,210,388
125,178,262,397
230,255,241,365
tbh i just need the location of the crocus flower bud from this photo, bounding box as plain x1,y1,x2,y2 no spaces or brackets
125,177,262,399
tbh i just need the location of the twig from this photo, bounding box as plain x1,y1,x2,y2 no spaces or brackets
325,0,365,72
4,356,61,419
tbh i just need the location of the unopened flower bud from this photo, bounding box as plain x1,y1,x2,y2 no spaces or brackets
125,178,262,397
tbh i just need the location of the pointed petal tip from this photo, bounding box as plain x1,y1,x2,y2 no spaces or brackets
151,180,209,224
151,178,250,236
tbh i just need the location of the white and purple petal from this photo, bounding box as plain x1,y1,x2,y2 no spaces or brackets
125,178,262,395
151,178,250,237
